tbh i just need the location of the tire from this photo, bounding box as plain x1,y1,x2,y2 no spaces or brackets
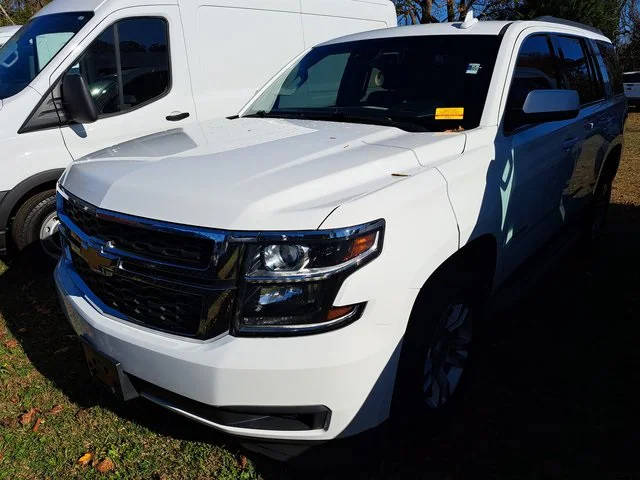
588,175,613,243
10,189,61,260
391,265,486,429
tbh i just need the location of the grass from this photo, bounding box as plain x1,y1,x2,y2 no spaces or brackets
1,114,640,479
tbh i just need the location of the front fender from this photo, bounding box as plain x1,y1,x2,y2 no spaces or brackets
319,167,459,309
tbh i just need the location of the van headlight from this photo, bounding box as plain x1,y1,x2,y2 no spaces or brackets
234,219,384,336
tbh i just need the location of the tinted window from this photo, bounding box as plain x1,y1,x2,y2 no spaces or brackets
277,52,349,109
0,12,92,100
246,36,502,132
117,18,170,109
553,35,600,105
66,17,169,117
598,42,623,94
505,35,559,131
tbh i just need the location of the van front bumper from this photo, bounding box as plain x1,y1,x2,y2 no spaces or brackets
54,257,411,442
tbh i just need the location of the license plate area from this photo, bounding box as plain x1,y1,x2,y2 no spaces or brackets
80,338,138,401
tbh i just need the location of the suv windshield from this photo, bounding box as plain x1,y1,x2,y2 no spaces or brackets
244,35,502,132
0,12,93,100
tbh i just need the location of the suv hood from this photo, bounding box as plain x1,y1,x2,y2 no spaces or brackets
60,118,466,230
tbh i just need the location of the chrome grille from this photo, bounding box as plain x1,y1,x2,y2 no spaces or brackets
58,190,239,339
62,195,212,267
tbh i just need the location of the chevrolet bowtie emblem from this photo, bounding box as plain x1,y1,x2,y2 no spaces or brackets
74,243,118,277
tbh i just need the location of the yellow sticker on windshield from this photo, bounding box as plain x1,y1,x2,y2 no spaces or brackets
435,108,464,120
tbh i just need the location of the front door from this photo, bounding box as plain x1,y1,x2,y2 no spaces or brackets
51,6,195,159
498,33,584,277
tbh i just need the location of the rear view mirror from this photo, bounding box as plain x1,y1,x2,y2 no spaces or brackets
62,73,98,124
522,89,580,123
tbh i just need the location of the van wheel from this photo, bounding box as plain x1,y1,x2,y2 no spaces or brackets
11,189,61,260
392,268,484,426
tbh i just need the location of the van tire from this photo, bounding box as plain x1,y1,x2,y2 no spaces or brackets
11,189,61,260
391,266,485,430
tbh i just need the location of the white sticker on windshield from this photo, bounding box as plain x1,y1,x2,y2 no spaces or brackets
466,63,482,75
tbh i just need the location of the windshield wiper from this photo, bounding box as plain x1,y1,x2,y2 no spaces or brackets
243,108,433,132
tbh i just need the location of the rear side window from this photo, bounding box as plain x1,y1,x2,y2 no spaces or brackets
504,34,560,131
66,17,170,117
553,35,601,105
598,41,623,94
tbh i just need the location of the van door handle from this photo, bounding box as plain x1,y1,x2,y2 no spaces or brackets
584,121,595,131
166,112,190,122
562,137,580,151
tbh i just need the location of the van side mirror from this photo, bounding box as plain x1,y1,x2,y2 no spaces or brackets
521,89,580,123
62,73,98,124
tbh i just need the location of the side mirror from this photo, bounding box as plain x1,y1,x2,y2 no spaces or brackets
62,73,98,124
522,89,580,123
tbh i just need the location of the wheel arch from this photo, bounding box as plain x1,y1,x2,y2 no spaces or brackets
418,233,498,296
595,142,623,191
0,169,65,231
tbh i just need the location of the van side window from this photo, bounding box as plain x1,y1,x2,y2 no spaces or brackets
504,35,559,132
552,35,600,105
597,41,624,95
66,17,170,117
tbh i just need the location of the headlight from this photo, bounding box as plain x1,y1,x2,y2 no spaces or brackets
233,219,384,336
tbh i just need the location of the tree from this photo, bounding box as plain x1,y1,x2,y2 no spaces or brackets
482,0,632,44
394,0,488,23
0,1,51,27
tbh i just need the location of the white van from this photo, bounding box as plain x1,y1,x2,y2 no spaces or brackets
0,25,20,47
0,0,396,258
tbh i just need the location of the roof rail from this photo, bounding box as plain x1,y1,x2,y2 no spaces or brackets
534,16,604,36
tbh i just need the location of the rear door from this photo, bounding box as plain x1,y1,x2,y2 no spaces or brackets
52,6,195,159
550,34,606,220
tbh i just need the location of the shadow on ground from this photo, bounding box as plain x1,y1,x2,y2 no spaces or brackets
1,202,639,479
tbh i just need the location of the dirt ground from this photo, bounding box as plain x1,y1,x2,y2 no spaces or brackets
1,114,639,479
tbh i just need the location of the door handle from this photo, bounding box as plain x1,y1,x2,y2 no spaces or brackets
562,137,580,152
584,121,595,131
166,112,190,122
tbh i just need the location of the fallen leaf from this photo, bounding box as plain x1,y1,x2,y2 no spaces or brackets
9,395,19,404
17,328,27,333
54,347,70,355
96,458,114,473
19,408,38,426
239,455,248,470
32,418,43,432
3,339,18,349
77,452,93,466
48,405,63,415
35,306,52,315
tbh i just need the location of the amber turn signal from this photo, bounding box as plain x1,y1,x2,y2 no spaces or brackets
344,232,377,262
327,305,357,321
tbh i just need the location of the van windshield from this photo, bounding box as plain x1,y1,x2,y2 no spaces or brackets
243,35,502,132
0,12,93,100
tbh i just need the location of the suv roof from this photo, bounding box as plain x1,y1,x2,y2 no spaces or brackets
322,18,611,46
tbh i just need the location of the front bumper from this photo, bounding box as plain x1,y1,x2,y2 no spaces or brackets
55,257,413,441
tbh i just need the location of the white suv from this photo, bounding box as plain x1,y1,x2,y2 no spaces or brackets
55,16,626,447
